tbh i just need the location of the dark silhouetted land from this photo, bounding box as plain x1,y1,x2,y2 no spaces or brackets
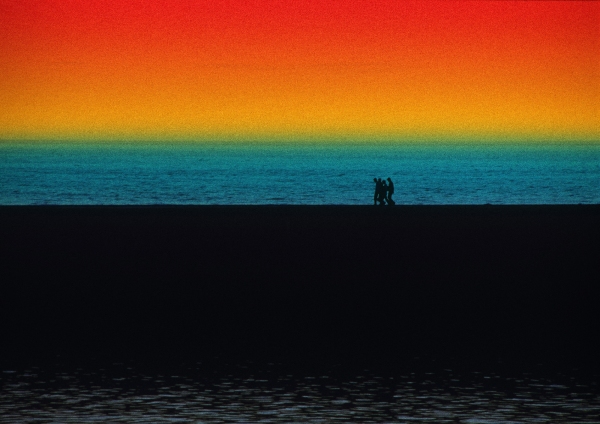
1,205,598,370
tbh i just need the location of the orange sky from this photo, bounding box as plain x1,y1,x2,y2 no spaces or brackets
1,0,598,143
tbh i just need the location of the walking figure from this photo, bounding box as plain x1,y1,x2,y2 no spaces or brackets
373,177,395,206
373,178,379,205
373,178,387,205
387,178,395,206
380,179,388,205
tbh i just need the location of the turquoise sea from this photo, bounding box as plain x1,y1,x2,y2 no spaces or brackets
1,142,599,205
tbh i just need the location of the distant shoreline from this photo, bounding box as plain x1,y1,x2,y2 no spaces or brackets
1,203,598,220
2,203,598,222
1,203,598,209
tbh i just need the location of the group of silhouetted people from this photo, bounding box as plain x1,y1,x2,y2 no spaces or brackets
373,177,395,206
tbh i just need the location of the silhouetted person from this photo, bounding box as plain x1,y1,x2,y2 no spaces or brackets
380,180,388,205
387,177,395,205
373,178,379,205
375,178,386,205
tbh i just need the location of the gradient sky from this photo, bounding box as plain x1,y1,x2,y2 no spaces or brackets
1,0,598,143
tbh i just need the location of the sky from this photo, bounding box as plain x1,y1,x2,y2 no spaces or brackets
0,0,598,143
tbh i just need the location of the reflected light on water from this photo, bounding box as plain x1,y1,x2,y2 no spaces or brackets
1,360,598,423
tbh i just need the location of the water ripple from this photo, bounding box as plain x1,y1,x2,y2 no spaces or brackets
1,143,599,205
1,361,599,423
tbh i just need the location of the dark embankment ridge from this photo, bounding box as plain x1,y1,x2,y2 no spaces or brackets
1,205,598,370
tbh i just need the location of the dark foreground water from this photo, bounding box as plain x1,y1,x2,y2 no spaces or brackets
2,206,598,422
1,359,599,423
1,142,599,205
